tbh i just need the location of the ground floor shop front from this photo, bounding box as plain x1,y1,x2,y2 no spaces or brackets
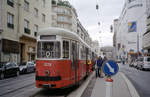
0,36,36,64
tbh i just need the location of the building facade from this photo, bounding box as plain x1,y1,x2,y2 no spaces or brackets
116,0,147,59
0,0,2,62
51,0,93,48
0,0,51,63
113,19,119,60
51,0,77,33
143,0,150,55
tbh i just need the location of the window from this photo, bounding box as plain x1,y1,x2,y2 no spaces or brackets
24,0,29,12
42,14,45,22
34,25,38,36
7,0,14,7
147,57,150,62
42,0,46,7
7,13,14,29
24,19,30,34
81,45,86,59
24,19,29,28
63,40,69,58
34,8,38,17
37,41,61,59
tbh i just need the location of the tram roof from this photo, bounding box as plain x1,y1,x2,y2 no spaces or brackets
38,27,91,48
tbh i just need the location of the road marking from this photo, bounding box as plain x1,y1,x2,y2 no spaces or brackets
106,63,114,73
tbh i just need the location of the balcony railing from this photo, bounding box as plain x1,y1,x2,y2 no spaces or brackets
24,28,31,35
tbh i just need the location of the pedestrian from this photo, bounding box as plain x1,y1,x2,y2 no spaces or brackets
101,56,107,77
103,56,107,63
96,56,103,78
122,57,125,65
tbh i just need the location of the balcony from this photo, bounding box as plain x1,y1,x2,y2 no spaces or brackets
57,18,72,24
24,28,31,35
7,23,14,29
57,11,72,17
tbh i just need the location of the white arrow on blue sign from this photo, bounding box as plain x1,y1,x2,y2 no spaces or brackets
102,60,119,76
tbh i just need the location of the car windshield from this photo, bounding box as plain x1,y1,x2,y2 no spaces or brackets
20,62,27,66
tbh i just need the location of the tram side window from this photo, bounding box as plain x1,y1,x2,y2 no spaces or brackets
63,41,69,58
81,45,86,60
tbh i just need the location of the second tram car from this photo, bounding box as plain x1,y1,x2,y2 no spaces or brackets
36,27,97,89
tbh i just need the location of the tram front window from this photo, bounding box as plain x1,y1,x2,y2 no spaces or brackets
37,41,61,59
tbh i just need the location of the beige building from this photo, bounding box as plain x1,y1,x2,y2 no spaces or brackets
77,20,92,47
51,0,93,47
51,0,77,33
0,0,51,63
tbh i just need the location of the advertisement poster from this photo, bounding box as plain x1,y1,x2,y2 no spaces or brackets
128,21,137,32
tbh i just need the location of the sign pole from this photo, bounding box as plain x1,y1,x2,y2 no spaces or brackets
105,77,113,97
102,60,119,97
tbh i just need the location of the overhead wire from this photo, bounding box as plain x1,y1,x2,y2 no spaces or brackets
95,0,103,47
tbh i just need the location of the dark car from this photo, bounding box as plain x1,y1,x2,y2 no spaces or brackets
19,62,35,74
0,62,20,80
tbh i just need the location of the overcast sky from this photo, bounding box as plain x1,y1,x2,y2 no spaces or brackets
69,0,125,47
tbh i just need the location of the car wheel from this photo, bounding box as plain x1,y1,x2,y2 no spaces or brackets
16,71,19,76
0,73,4,80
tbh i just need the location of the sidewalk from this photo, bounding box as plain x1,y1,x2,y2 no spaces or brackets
90,72,139,97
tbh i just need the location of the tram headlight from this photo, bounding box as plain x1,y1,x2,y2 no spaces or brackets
45,70,50,76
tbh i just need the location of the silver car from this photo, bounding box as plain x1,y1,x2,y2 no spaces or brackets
137,57,150,70
19,62,35,74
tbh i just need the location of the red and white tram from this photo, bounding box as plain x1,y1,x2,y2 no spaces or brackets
36,27,97,89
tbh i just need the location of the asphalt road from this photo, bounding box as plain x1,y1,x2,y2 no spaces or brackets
0,73,40,97
0,73,84,97
119,63,150,97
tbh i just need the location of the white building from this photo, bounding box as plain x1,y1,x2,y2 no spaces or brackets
113,19,119,60
143,0,150,55
116,0,147,59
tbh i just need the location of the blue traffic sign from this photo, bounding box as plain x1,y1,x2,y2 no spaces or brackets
102,60,119,76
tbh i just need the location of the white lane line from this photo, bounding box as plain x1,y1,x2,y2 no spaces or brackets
106,63,115,73
120,72,140,97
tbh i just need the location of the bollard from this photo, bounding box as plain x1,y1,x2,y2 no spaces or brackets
105,77,113,97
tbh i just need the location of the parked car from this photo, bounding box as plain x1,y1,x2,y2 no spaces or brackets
137,56,150,70
19,62,35,74
0,62,20,80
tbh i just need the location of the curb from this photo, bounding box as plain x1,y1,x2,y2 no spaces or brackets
120,72,140,97
68,72,95,97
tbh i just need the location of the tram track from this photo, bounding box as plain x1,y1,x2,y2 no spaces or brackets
0,82,34,97
0,76,34,88
32,85,79,97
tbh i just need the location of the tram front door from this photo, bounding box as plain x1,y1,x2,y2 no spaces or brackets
71,41,79,85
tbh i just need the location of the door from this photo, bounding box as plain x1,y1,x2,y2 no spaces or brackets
71,41,79,84
85,48,89,75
